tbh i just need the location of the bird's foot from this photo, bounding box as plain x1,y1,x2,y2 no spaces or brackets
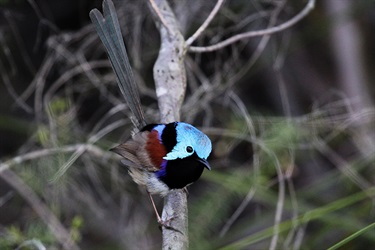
158,217,182,234
147,192,183,234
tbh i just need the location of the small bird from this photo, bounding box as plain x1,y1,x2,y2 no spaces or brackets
90,0,212,224
110,122,211,197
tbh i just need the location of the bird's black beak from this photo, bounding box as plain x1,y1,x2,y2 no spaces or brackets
197,158,211,170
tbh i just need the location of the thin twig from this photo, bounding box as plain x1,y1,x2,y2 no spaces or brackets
189,0,315,53
274,50,302,248
4,10,36,74
314,138,372,192
0,55,33,113
226,0,285,89
148,0,174,34
263,145,285,250
185,0,225,46
219,91,259,237
51,119,127,182
0,144,108,174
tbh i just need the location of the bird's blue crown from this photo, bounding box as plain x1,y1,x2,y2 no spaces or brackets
163,122,212,161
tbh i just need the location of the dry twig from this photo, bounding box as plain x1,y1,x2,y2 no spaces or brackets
189,0,315,53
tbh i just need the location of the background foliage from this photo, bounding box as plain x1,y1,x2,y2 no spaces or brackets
0,0,374,249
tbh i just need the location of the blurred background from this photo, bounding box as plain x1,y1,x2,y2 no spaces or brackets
0,0,374,249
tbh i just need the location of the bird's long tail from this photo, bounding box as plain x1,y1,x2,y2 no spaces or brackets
90,0,147,129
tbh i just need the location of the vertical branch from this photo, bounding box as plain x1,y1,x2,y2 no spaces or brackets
147,0,188,249
149,0,187,123
323,0,375,157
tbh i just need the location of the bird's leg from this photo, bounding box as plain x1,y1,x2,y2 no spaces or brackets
183,187,189,197
147,191,162,223
147,192,182,234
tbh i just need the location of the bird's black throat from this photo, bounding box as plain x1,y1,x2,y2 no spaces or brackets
159,154,205,189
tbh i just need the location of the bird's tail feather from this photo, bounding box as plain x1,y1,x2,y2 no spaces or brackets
89,0,147,129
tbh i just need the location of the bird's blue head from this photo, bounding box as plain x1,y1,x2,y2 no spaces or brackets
163,122,212,164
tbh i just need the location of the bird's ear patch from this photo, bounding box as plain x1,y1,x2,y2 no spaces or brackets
163,150,180,160
163,144,195,160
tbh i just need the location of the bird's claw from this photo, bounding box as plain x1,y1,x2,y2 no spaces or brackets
158,217,183,234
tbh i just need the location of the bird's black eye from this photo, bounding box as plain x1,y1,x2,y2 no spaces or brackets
186,146,194,153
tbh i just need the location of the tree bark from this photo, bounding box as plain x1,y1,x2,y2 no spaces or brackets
147,0,188,249
324,0,375,157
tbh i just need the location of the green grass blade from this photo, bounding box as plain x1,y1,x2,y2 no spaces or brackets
327,222,375,250
219,186,375,250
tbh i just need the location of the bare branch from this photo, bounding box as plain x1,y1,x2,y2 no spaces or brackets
148,0,174,34
189,0,315,53
51,119,127,182
0,54,33,113
219,91,259,237
147,0,188,249
185,0,225,46
0,144,108,174
149,0,187,122
313,138,372,192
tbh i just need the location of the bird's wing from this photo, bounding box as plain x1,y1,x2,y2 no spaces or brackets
110,132,160,172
